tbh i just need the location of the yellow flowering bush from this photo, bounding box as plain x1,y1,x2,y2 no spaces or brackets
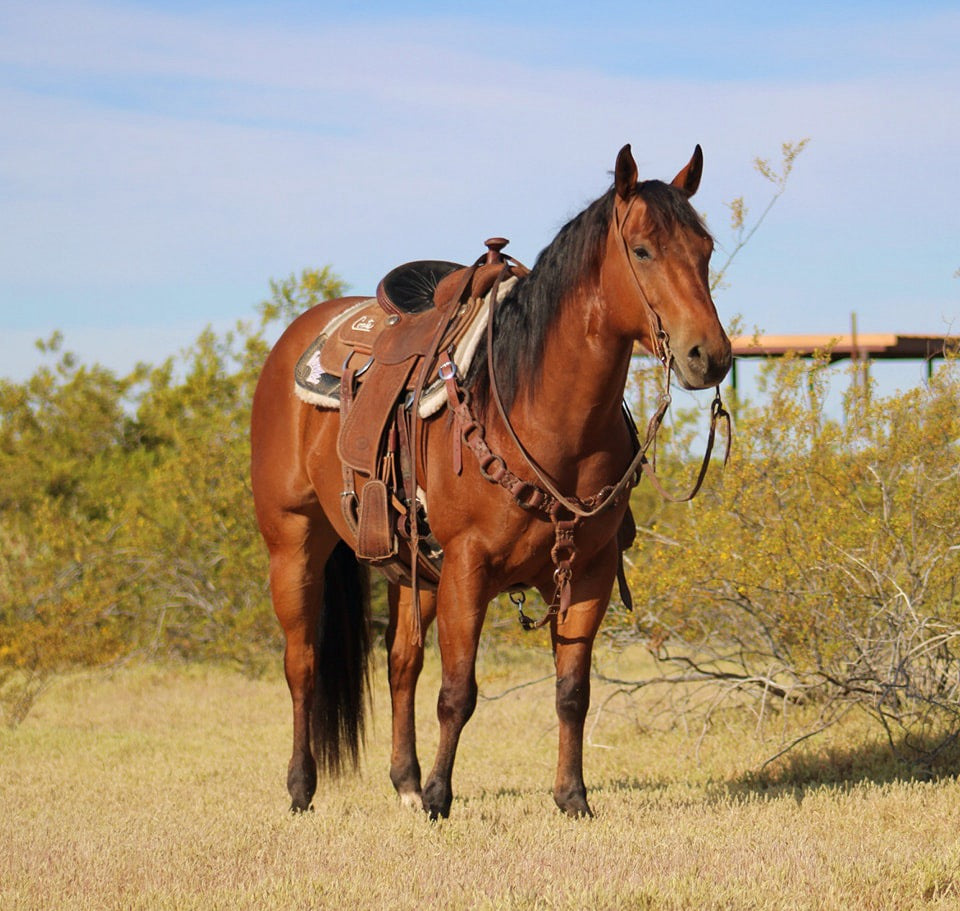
620,352,960,765
0,270,344,725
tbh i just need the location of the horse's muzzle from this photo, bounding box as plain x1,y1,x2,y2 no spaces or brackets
674,336,732,390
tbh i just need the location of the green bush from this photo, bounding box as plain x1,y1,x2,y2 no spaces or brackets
616,352,960,767
0,270,345,724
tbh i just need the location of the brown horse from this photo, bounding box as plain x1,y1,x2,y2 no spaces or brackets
250,144,731,818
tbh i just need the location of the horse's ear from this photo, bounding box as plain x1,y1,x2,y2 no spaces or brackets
671,145,703,198
615,144,638,200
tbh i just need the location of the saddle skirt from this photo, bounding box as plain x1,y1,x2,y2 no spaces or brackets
293,275,516,419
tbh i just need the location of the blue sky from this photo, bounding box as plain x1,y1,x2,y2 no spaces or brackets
1,1,958,383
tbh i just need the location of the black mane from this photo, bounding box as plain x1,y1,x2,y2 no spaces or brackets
465,178,709,413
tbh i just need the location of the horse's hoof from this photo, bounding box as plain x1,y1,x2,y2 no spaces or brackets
562,802,593,818
287,764,317,813
288,788,315,813
424,798,451,821
289,801,314,814
422,782,452,820
554,789,593,818
398,790,424,811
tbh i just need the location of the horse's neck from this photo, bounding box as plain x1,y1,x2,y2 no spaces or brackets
509,286,633,464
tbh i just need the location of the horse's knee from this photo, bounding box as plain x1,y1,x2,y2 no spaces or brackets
556,674,590,725
437,676,477,728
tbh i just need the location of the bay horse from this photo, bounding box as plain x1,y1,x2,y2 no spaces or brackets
250,144,731,818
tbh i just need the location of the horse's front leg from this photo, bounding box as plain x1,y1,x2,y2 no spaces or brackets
421,560,490,820
548,547,616,817
386,583,437,809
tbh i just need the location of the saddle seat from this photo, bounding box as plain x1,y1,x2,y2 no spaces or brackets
376,260,462,314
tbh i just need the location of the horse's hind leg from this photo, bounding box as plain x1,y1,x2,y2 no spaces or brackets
386,584,436,808
264,510,335,812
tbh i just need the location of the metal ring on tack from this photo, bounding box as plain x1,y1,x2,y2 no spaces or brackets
341,353,375,379
438,360,458,381
479,455,508,483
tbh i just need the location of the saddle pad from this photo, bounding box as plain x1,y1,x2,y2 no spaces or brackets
293,276,517,419
293,299,373,405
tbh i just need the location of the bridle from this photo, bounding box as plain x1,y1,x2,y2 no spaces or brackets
610,189,732,502
613,190,673,368
484,191,731,518
442,193,731,630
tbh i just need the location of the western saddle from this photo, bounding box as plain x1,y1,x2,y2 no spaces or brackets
295,238,529,599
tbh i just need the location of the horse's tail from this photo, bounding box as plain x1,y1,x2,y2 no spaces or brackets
311,539,372,777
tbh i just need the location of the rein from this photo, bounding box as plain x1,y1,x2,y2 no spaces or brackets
438,191,731,631
482,191,732,516
608,191,733,501
441,233,730,628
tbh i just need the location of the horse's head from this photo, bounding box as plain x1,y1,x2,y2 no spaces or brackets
605,144,732,390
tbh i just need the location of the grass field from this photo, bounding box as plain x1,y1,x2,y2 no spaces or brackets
3,638,960,910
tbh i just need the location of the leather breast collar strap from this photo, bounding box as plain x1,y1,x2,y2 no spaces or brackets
440,200,731,629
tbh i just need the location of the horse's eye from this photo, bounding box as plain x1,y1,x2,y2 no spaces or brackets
633,246,651,261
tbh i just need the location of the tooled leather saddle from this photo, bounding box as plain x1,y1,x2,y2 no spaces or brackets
294,239,528,595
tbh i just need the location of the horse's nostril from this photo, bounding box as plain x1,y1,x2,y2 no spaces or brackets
688,345,703,364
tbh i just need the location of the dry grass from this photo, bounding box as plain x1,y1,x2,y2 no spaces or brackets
3,639,960,910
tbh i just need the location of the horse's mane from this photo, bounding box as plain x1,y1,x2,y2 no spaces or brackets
465,178,710,413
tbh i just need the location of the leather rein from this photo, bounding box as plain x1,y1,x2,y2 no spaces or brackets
443,192,731,629
485,192,731,515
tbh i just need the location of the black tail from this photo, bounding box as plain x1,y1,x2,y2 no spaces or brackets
311,540,372,776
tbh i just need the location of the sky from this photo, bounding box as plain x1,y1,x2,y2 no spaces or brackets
1,0,958,387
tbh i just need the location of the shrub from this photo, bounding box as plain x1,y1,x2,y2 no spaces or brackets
615,352,960,768
0,271,345,724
